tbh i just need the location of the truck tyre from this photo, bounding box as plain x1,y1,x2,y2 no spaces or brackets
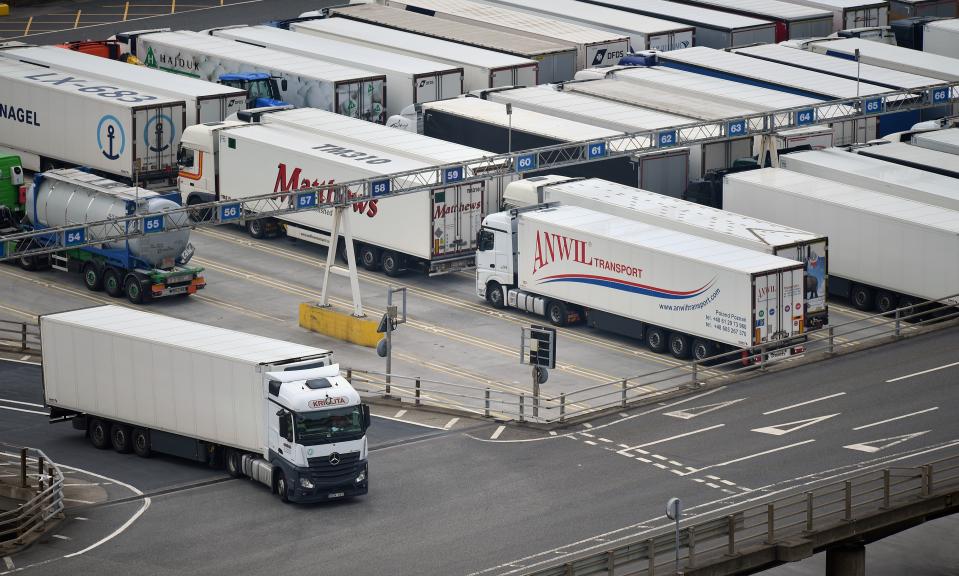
132,428,151,458
692,339,714,362
246,218,266,239
18,255,38,271
669,333,692,359
88,418,110,450
898,297,919,322
547,300,568,326
226,450,242,478
381,251,404,277
875,290,898,314
125,274,149,304
486,281,505,309
110,423,133,453
83,262,103,291
186,195,212,223
103,268,123,297
850,284,874,311
359,245,381,270
275,472,290,503
645,326,668,353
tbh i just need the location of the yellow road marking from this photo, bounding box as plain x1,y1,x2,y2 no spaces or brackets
170,0,176,14
0,303,37,320
123,2,129,20
74,10,82,28
23,16,32,35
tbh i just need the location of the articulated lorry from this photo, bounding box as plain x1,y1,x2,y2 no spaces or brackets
41,305,370,503
0,58,186,181
723,168,959,312
504,176,829,329
477,204,806,361
911,128,959,156
15,169,204,304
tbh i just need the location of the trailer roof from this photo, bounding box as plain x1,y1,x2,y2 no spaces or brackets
486,85,697,132
212,25,461,76
924,17,959,31
674,0,832,22
911,128,959,154
580,0,773,31
524,205,804,273
42,305,331,364
727,168,959,233
422,97,622,142
41,169,166,201
383,0,630,44
141,30,385,83
856,141,959,170
547,178,824,247
291,18,536,69
733,43,942,90
0,45,245,98
785,0,886,9
806,37,959,81
480,0,694,36
329,4,574,57
564,79,760,120
657,46,890,99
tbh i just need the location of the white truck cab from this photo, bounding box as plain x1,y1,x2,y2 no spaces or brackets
177,120,245,205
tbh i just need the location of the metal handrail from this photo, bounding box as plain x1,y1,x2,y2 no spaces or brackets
0,318,40,354
0,446,64,545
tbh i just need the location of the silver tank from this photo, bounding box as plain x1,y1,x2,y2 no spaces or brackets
27,168,191,268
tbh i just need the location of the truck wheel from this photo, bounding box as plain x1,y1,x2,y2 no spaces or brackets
645,326,668,353
125,274,149,304
875,290,898,314
18,255,38,271
359,245,381,270
246,218,266,239
692,339,714,362
381,251,405,277
226,450,243,478
547,301,568,326
186,196,212,223
486,281,505,309
88,418,110,450
669,333,691,359
850,284,874,311
132,428,152,458
110,423,133,453
103,268,123,297
276,472,290,503
83,262,103,291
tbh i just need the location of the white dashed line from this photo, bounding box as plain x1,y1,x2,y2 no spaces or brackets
490,426,505,440
652,454,668,461
52,534,71,540
853,408,939,431
599,438,613,443
705,482,720,489
62,498,95,504
668,460,683,466
393,409,407,418
3,557,13,570
443,417,460,430
670,470,684,476
618,444,630,449
653,463,668,470
720,479,736,486
706,475,721,480
74,517,88,521
549,431,557,436
636,457,651,463
722,488,735,494
886,361,959,383
582,423,593,429
579,432,595,438
584,440,597,446
693,478,705,483
762,393,846,415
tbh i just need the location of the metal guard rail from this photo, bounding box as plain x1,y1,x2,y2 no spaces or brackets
521,453,959,576
0,446,65,546
0,318,40,354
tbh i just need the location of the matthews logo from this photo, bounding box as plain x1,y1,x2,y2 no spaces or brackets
433,201,482,219
591,48,626,66
274,163,378,218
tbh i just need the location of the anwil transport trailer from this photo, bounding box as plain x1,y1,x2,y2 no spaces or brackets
19,169,204,303
477,205,806,361
177,119,484,276
0,58,186,180
723,168,959,312
504,176,829,329
41,305,370,503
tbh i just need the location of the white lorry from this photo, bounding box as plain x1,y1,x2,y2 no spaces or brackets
41,305,370,503
723,168,959,312
177,116,484,276
504,176,829,329
115,29,388,123
922,18,959,58
911,128,959,156
477,204,806,361
0,44,246,125
0,58,186,181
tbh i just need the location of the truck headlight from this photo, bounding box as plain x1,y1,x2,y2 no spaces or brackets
299,477,314,490
355,468,367,484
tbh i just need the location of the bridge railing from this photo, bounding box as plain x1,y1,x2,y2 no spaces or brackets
0,317,40,355
0,446,65,547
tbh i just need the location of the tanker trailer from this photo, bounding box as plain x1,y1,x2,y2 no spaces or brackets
20,168,205,303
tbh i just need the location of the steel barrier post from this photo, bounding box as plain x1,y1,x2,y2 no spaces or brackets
921,466,931,498
882,469,890,509
21,323,28,351
827,327,835,355
691,361,698,386
760,344,767,371
925,464,934,495
415,378,421,406
519,394,525,423
844,481,852,521
606,550,615,575
485,388,491,418
805,492,814,532
37,454,44,491
621,379,627,407
560,393,566,423
563,562,572,576
895,308,901,337
20,447,27,488
727,514,737,556
688,526,696,567
647,538,655,576
766,504,775,544
346,369,352,383
385,379,391,399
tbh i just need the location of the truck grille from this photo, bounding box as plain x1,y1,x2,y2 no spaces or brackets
307,451,362,486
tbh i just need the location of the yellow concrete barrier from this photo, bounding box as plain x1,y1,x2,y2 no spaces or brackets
299,302,381,348
0,4,10,17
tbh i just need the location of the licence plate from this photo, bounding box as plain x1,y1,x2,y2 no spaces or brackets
167,275,192,284
166,286,189,295
328,492,345,499
767,348,789,360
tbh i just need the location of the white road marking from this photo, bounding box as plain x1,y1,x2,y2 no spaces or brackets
599,438,613,443
720,479,736,486
620,424,724,453
393,409,407,418
636,457,651,463
752,413,839,436
51,534,70,541
371,414,446,430
2,557,12,570
853,407,939,431
619,413,629,418
670,470,684,476
693,439,816,473
0,357,41,366
652,454,668,460
490,426,506,440
19,355,30,361
618,444,630,449
705,482,720,488
0,405,46,416
886,361,959,383
763,393,846,415
584,441,597,446
0,398,44,407
579,432,595,438
582,423,593,429
663,398,745,420
668,460,682,466
443,417,460,430
844,431,931,453
62,498,95,505
653,463,668,469
692,478,705,483
706,475,721,480
74,517,87,521
549,431,557,436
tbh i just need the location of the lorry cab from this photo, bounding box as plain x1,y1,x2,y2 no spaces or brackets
218,73,288,108
476,210,517,308
0,155,26,227
177,120,245,205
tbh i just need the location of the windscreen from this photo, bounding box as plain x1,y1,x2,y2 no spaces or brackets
295,405,365,445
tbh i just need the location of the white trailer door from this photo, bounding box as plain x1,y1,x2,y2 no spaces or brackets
431,181,484,258
753,268,804,345
135,104,181,175
441,72,463,99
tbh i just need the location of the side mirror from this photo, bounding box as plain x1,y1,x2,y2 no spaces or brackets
276,409,285,417
362,404,371,429
280,79,288,92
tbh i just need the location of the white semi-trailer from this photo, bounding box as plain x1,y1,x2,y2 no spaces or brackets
922,18,959,58
723,168,959,312
115,29,388,123
504,176,829,329
477,204,806,360
0,44,246,125
0,58,186,180
911,128,959,156
177,118,484,276
801,37,959,82
41,305,370,503
774,0,888,31
854,141,959,179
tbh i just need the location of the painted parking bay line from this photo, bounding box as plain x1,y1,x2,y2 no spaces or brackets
885,361,959,383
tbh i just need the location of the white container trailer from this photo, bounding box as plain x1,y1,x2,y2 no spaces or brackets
854,141,959,178
0,58,186,179
669,0,833,41
504,175,829,328
580,0,776,49
478,0,695,52
889,0,956,21
911,128,959,156
724,168,959,311
0,45,245,125
327,3,577,84
381,0,631,70
210,25,463,117
922,18,959,57
290,18,537,91
118,30,388,123
777,0,888,31
40,304,371,503
803,37,959,81
177,120,485,276
779,148,959,210
476,204,806,360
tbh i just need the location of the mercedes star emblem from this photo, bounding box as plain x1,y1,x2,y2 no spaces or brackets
329,452,340,466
